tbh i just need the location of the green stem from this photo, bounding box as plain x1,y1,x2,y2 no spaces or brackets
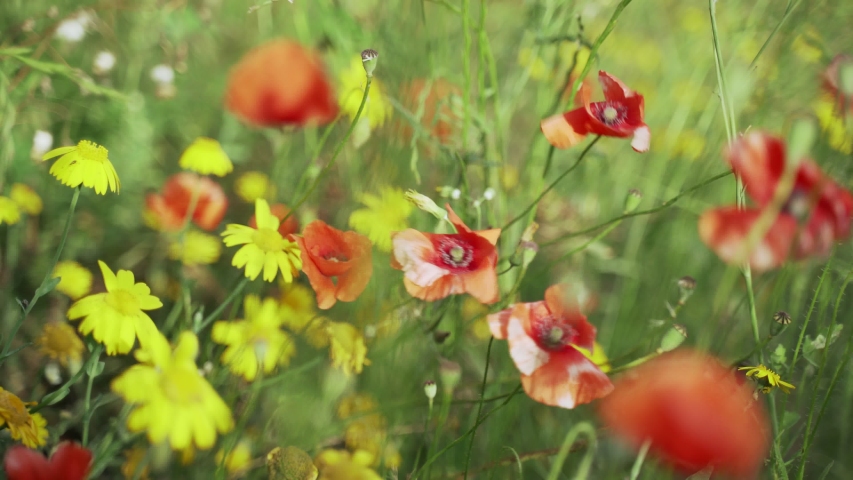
81,344,104,446
629,439,652,480
462,337,494,480
216,374,264,480
546,220,622,269
0,186,80,363
194,277,249,333
461,0,472,150
788,259,831,373
546,422,597,480
289,113,343,206
749,0,803,69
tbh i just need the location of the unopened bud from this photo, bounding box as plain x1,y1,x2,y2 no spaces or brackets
433,330,450,344
483,188,496,201
437,186,455,198
361,49,378,77
510,223,539,268
521,222,539,243
659,324,687,352
677,275,696,305
770,310,792,336
451,188,461,200
623,189,643,213
438,358,462,397
424,380,437,401
266,446,318,480
405,190,448,220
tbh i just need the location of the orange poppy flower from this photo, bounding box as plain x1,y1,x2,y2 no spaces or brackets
4,441,92,480
487,284,613,408
145,172,228,231
698,132,853,272
391,205,499,304
823,54,853,112
401,78,461,145
224,39,338,127
598,349,770,478
541,71,649,152
249,203,299,237
295,220,373,310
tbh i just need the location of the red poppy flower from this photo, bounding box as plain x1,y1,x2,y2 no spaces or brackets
401,78,461,146
249,203,299,237
4,442,92,480
391,206,500,304
698,132,853,272
823,54,853,112
295,220,373,310
598,349,770,478
487,284,613,408
541,71,649,152
145,172,228,231
224,39,338,127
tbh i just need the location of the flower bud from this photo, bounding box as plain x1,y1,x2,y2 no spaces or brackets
361,49,378,77
677,275,696,305
405,190,448,220
433,330,450,344
659,324,687,352
424,380,437,401
510,222,539,268
770,310,792,336
483,188,496,201
438,358,462,397
266,446,318,480
623,189,643,213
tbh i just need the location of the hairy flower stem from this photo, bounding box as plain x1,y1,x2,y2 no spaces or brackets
82,344,104,446
0,186,80,365
546,421,597,480
462,337,494,479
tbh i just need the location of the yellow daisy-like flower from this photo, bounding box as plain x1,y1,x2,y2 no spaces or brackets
0,196,21,225
348,186,412,252
315,449,381,480
814,95,853,154
738,364,796,394
235,171,274,203
215,438,253,475
111,331,234,451
576,341,611,374
42,140,120,194
121,446,150,480
0,387,48,448
339,56,392,129
211,295,296,381
53,260,94,300
67,260,163,355
168,230,222,266
327,322,370,375
10,183,43,215
222,199,302,282
37,322,85,370
179,137,234,177
279,282,317,332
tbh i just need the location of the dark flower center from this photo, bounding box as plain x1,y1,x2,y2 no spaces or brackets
782,189,813,223
591,101,628,127
533,316,577,351
438,238,474,268
322,252,349,262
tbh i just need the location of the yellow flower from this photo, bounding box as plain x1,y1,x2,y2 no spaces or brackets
67,260,163,355
215,438,253,475
315,449,381,480
279,283,317,332
212,295,296,381
814,95,853,154
42,140,120,194
53,260,94,300
0,387,48,448
348,186,412,252
462,297,490,341
235,171,274,203
327,322,370,375
339,56,391,129
37,322,85,370
739,364,796,393
111,331,234,450
168,230,222,266
222,199,302,282
121,446,150,480
10,183,43,215
337,393,378,419
0,196,21,225
179,137,234,177
517,47,551,81
576,341,611,373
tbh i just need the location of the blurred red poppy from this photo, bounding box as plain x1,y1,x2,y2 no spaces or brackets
823,54,853,112
487,284,613,408
249,203,299,237
4,442,92,480
224,39,338,127
401,78,461,146
541,71,649,152
598,349,769,478
391,205,500,304
145,172,228,231
295,220,373,310
698,132,853,272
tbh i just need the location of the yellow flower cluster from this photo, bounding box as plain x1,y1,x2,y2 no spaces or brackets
739,364,796,394
0,387,48,448
336,394,401,469
222,199,302,282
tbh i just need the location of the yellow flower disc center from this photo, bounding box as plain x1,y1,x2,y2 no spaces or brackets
252,228,285,252
105,289,141,316
0,391,30,425
603,106,619,122
76,140,109,163
160,366,205,403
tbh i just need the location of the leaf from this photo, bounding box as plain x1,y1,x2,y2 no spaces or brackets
41,387,71,406
782,411,801,432
817,461,834,480
0,47,33,57
87,360,105,377
35,276,62,298
685,466,713,480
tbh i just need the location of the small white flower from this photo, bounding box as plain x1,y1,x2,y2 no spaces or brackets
150,64,175,84
31,130,53,158
93,50,116,74
55,18,86,42
483,188,496,201
451,188,461,200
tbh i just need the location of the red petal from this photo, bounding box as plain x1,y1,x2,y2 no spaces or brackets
487,308,513,339
445,204,472,233
334,231,373,303
4,446,52,480
598,70,634,102
49,442,92,480
541,109,591,149
295,235,338,310
543,284,595,351
521,350,613,408
726,132,786,206
698,207,797,273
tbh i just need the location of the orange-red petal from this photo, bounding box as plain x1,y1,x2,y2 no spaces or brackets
698,207,797,272
540,109,591,149
521,350,613,409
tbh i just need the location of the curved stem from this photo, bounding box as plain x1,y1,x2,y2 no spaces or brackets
462,337,494,479
194,277,249,333
546,421,597,480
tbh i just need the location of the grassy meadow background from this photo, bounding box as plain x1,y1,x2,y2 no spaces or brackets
2,0,853,478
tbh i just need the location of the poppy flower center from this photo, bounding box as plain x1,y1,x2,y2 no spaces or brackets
438,238,474,268
253,228,285,252
322,251,349,262
105,289,141,316
591,102,628,126
782,189,813,223
534,317,577,351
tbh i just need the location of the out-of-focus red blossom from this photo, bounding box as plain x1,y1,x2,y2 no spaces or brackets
698,132,853,272
145,172,228,231
249,203,299,237
487,284,613,408
295,220,373,310
541,71,650,152
4,442,92,480
224,39,338,127
598,350,770,479
823,54,853,112
391,205,500,304
401,78,461,145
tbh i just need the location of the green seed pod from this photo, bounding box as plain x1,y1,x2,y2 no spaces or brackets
659,324,687,352
266,446,318,480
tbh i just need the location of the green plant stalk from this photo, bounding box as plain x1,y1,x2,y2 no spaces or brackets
217,373,264,480
629,439,652,480
788,258,832,373
749,0,803,69
282,76,372,223
462,337,494,479
0,186,80,363
547,219,622,268
194,277,249,333
461,0,472,150
424,391,451,479
81,344,104,446
546,421,597,480
288,113,343,207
